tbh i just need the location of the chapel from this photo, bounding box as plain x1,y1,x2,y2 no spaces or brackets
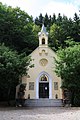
17,24,63,106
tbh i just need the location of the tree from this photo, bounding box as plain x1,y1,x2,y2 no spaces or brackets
56,13,62,25
60,17,73,41
0,44,32,103
51,13,56,24
35,13,43,27
71,13,80,42
55,40,80,106
44,13,49,27
49,23,63,50
0,3,38,55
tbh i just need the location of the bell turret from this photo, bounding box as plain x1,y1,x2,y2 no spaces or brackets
38,24,48,47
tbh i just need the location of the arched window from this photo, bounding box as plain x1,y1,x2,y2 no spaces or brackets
40,74,48,82
42,38,45,44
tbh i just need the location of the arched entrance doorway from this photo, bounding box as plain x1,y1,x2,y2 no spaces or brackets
39,74,49,98
36,71,52,99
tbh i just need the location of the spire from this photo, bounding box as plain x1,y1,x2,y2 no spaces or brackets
38,24,48,36
41,24,46,33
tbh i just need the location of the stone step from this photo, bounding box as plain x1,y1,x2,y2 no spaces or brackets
24,99,63,107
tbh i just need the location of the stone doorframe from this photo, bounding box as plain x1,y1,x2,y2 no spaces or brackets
36,71,52,99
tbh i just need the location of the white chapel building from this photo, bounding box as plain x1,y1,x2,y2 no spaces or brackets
21,25,63,106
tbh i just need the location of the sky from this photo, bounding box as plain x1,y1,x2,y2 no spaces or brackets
0,0,80,18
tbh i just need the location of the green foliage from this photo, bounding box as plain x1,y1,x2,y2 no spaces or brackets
55,40,80,106
0,44,32,101
0,3,38,54
49,23,62,50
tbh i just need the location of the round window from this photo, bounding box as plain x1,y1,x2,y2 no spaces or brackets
39,58,48,66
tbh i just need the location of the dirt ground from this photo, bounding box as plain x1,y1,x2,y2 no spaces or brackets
0,107,80,120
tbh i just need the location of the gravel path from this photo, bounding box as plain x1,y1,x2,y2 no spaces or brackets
0,107,80,120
